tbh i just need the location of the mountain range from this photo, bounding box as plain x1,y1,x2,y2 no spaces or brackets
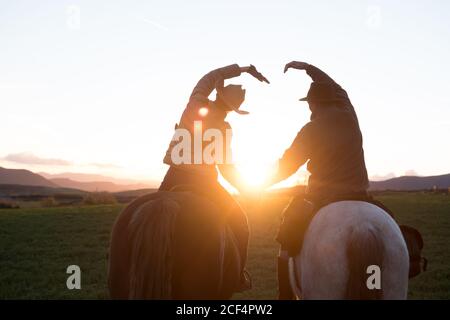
0,167,58,188
1,166,449,193
0,167,153,192
369,174,450,191
48,177,151,192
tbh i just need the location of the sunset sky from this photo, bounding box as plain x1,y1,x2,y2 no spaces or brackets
1,0,449,187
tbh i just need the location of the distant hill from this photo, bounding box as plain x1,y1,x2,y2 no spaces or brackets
0,168,153,192
266,174,450,194
0,183,155,204
50,178,152,193
3,165,449,194
0,167,57,188
39,172,114,182
39,172,156,187
369,174,450,191
0,184,86,197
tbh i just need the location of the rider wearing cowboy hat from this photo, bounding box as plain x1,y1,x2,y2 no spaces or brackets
266,61,369,299
160,63,269,291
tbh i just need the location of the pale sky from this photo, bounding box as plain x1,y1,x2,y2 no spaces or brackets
1,0,449,186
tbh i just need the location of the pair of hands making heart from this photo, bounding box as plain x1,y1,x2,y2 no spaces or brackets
233,61,313,195
240,61,311,84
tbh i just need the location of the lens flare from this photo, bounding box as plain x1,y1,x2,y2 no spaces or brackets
198,107,209,117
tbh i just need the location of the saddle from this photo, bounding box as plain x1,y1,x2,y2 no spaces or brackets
278,193,427,279
399,225,427,278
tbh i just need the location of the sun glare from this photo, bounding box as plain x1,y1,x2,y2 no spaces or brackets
236,162,275,188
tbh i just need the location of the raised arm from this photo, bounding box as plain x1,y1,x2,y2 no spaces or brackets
190,64,270,104
284,61,358,121
190,64,241,103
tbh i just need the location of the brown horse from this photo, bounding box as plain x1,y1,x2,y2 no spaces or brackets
108,189,241,299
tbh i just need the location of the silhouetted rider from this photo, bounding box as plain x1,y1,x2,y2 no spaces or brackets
266,61,369,299
159,64,269,292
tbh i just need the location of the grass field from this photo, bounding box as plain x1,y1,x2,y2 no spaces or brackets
0,192,448,299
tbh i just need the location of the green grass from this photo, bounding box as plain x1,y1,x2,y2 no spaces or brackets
0,205,120,299
0,193,448,299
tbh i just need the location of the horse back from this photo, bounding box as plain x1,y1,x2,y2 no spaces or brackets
108,191,240,299
299,201,409,299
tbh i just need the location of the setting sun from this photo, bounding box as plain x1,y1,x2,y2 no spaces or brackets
236,163,270,187
235,160,282,190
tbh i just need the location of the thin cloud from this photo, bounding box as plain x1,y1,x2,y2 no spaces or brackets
404,169,419,176
140,17,169,31
370,172,396,181
2,152,72,166
89,162,122,169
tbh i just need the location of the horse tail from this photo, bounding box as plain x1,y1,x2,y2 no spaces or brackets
127,196,179,299
345,225,384,299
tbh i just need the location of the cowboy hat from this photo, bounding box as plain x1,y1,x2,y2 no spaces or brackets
216,81,248,115
299,82,339,103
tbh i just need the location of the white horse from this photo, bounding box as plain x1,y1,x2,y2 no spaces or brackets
288,201,410,299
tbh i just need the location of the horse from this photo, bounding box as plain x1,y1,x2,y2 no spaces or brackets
107,189,242,299
288,201,410,299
